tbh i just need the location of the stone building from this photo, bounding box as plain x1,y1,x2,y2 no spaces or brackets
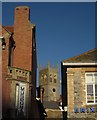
39,62,60,102
1,6,39,119
61,48,97,120
38,62,63,118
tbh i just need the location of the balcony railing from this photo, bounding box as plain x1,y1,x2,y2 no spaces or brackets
6,66,32,83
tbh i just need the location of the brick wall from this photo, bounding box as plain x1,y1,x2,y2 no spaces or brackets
13,6,33,71
2,27,11,116
2,6,37,118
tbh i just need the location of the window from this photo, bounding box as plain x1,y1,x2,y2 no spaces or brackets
54,75,57,83
50,74,52,82
53,88,56,92
86,72,97,104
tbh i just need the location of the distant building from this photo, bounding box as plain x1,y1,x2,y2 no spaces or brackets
1,6,39,119
61,48,97,120
38,62,63,118
39,62,60,102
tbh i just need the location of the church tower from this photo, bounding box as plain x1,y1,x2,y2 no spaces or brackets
39,62,60,102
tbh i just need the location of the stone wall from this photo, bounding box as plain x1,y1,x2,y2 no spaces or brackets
6,66,32,118
45,109,63,119
67,67,97,119
39,64,60,102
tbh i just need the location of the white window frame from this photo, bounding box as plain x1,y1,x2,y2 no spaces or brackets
85,72,97,105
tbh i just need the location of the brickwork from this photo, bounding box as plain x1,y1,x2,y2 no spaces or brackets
13,6,33,70
2,27,10,116
2,6,37,119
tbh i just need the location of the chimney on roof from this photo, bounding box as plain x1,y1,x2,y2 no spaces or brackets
13,6,32,70
14,6,30,26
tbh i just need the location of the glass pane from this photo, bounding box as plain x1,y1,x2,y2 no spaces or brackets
94,75,97,84
87,85,93,94
87,85,94,103
95,85,97,94
95,85,97,103
93,73,97,76
86,75,93,84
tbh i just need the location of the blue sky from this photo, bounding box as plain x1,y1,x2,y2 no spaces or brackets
2,2,96,90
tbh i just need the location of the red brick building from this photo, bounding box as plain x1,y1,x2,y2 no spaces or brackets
1,6,39,119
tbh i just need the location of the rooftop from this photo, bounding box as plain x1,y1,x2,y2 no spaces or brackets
62,48,97,63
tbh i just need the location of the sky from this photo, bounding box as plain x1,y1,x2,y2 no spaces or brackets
1,2,96,91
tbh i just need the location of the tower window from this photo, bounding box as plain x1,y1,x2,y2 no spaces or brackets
50,77,52,82
50,74,52,82
54,79,56,83
54,75,57,83
53,88,56,92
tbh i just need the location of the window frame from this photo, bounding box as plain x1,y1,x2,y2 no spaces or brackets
85,72,97,105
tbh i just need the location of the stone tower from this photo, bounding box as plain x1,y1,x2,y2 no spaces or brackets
39,62,60,102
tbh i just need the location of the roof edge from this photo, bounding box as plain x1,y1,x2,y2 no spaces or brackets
62,62,97,66
62,48,97,63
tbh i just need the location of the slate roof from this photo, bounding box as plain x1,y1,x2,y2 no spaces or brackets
63,48,97,63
